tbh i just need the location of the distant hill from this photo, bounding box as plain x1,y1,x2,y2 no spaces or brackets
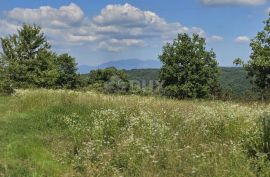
125,67,253,96
79,63,253,96
78,59,161,74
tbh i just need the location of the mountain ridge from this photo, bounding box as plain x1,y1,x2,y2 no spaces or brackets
78,59,161,74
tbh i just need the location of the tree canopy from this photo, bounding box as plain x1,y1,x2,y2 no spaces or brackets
159,33,220,98
246,15,270,99
233,14,270,100
0,24,80,90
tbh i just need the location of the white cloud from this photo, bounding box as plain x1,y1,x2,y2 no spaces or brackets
201,0,266,6
98,39,145,52
209,35,224,42
92,3,190,40
0,20,20,35
235,36,250,43
6,3,84,28
0,3,219,52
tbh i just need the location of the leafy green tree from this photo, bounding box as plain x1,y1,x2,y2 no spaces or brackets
0,24,59,88
159,33,220,98
233,15,270,100
233,58,244,66
246,16,270,100
56,53,80,89
88,67,130,93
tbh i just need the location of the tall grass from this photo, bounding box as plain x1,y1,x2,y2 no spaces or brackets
0,89,270,176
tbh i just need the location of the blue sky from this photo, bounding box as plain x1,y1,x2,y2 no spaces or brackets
0,0,269,66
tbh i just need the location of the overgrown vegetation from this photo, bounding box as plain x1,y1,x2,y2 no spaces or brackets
0,89,270,176
0,5,269,177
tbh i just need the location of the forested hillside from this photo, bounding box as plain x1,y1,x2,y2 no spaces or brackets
124,67,252,96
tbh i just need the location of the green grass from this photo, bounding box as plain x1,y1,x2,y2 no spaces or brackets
0,89,270,176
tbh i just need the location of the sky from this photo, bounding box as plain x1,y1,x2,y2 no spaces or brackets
0,0,269,66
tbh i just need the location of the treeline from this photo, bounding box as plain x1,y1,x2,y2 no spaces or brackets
1,13,270,100
124,68,254,99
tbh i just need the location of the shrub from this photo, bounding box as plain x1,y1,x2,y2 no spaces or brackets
262,113,270,158
0,78,14,95
103,75,130,94
88,67,130,94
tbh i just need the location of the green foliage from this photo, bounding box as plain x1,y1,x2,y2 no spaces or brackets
0,58,14,95
233,58,244,66
244,15,270,100
219,67,253,97
0,24,59,88
0,77,14,96
103,75,130,93
123,67,253,98
0,24,80,90
55,53,80,89
159,33,220,99
262,113,270,158
88,67,130,93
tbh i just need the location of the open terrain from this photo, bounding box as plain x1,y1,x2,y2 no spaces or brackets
0,89,270,176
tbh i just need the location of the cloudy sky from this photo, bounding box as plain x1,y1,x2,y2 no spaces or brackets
0,0,269,66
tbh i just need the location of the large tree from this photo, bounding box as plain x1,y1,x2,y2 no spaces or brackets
0,24,59,88
159,33,220,98
245,15,270,100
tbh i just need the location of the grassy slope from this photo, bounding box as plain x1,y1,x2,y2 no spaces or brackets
0,90,270,176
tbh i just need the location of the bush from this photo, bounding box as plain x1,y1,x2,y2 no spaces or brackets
0,78,14,95
262,113,270,158
244,113,270,161
103,75,130,94
87,67,130,94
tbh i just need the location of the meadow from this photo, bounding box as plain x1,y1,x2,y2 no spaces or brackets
1,89,270,177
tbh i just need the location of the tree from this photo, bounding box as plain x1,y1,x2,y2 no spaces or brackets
0,24,59,88
245,15,270,100
233,15,270,100
55,54,80,89
159,33,220,99
88,67,130,93
233,58,244,66
88,67,128,84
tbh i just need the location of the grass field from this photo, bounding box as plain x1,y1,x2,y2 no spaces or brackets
1,89,270,176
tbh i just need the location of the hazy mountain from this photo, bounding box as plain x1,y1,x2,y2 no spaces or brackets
78,59,161,74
